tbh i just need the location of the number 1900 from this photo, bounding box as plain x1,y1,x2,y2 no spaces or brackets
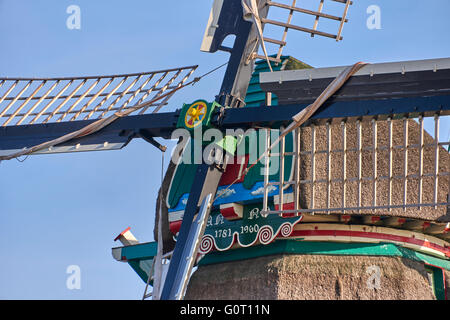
214,224,260,238
240,224,259,234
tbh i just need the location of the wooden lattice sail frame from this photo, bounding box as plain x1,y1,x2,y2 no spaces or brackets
251,0,353,63
0,65,197,127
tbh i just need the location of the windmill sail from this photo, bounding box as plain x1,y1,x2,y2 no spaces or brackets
246,0,353,64
0,65,197,156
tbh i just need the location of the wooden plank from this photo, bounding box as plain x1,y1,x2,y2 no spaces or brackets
267,1,348,22
383,217,407,227
261,18,341,40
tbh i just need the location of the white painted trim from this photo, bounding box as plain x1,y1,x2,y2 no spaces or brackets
111,247,123,261
260,57,450,84
168,210,184,222
274,192,294,204
0,142,125,157
200,0,224,52
292,223,449,259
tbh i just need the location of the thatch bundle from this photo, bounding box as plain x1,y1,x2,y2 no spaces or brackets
185,254,437,300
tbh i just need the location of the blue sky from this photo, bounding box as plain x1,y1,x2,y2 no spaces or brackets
0,0,449,299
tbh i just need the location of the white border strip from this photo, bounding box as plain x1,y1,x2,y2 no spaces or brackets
260,57,450,84
291,223,449,260
0,142,125,156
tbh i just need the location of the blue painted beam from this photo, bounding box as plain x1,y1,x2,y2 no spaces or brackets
221,94,450,130
0,110,179,154
1,94,449,153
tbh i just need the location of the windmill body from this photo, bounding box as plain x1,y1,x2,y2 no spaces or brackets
1,0,449,300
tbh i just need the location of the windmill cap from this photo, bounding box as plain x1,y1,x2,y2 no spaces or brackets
114,227,131,241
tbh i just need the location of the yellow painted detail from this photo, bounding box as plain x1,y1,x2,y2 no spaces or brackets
185,101,207,128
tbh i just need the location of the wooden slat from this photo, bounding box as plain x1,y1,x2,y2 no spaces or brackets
0,65,197,126
261,18,341,40
253,54,282,63
336,0,352,41
402,220,431,231
263,37,286,46
332,0,353,4
267,1,348,22
311,0,325,37
426,223,450,235
383,217,407,228
275,0,297,61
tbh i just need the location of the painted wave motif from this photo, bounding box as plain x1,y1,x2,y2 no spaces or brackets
199,204,303,254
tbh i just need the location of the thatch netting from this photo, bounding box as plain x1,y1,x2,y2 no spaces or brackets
293,118,449,220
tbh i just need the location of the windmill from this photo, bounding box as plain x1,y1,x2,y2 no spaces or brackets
1,0,449,300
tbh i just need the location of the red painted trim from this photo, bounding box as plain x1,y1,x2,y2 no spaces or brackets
341,215,351,223
281,213,297,218
275,202,295,212
371,216,381,223
114,227,131,241
170,221,182,235
290,229,450,257
219,154,249,186
221,206,240,220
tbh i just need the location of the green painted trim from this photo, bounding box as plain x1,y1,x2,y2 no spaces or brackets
128,260,152,284
244,92,269,103
413,252,450,272
214,135,238,154
115,240,450,285
242,129,294,190
198,240,450,270
254,55,289,67
245,55,289,106
246,84,265,94
245,56,311,108
176,100,219,131
425,265,446,300
113,242,156,284
118,241,157,261
204,205,302,251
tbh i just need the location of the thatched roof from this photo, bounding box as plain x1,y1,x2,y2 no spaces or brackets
185,254,437,300
296,118,449,220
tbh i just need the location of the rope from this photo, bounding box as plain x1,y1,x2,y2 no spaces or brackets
215,62,369,200
193,62,228,83
243,62,368,176
242,0,273,72
0,62,228,162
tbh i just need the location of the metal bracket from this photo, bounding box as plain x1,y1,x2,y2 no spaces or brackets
138,129,167,152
